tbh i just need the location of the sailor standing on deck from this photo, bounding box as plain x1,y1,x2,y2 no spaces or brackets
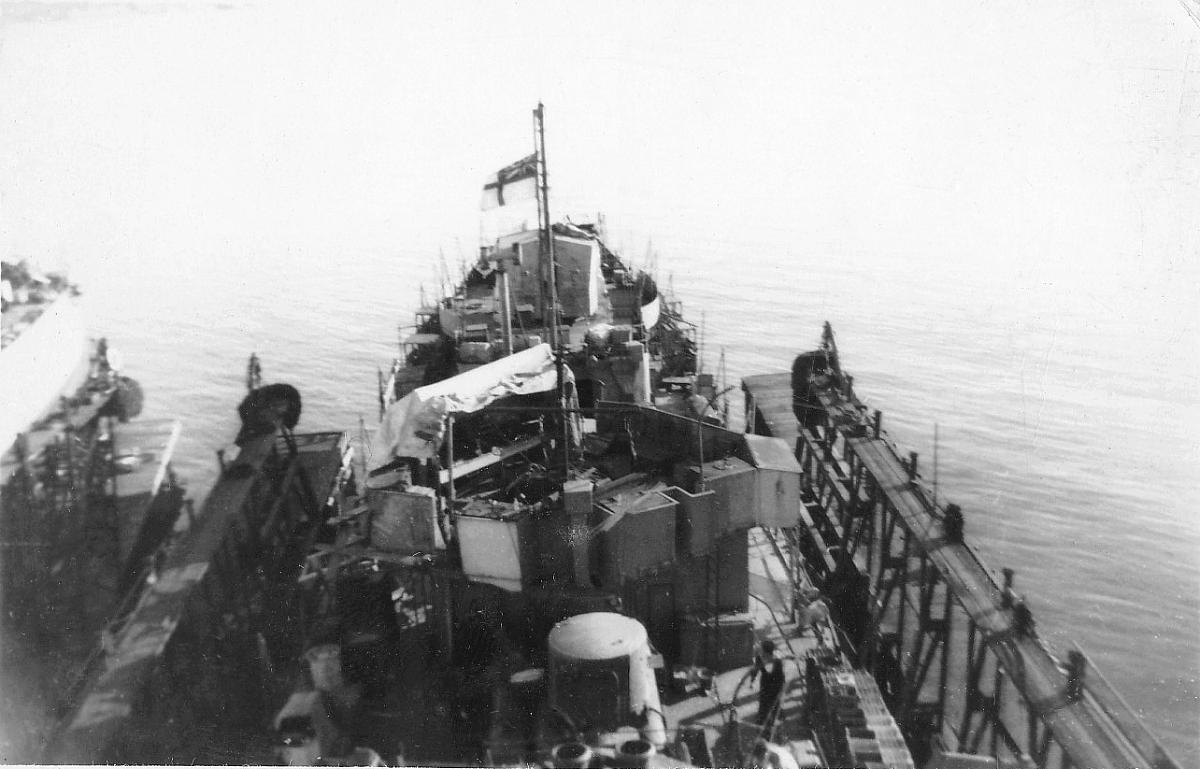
750,639,786,728
797,587,830,643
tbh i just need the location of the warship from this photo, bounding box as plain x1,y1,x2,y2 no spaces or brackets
45,106,1183,769
1,261,183,762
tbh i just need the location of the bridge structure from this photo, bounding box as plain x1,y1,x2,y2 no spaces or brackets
743,369,1180,769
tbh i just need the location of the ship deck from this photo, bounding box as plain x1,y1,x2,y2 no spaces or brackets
0,418,182,763
47,430,348,764
111,418,184,569
0,367,103,474
659,526,830,767
287,526,833,768
1,299,53,347
742,373,799,448
54,418,184,700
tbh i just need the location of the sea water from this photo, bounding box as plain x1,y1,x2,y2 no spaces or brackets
1,1,1196,762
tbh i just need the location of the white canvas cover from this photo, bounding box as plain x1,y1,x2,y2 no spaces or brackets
0,295,89,455
369,343,560,468
640,294,661,329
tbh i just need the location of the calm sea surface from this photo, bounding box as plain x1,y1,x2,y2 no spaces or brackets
2,1,1197,762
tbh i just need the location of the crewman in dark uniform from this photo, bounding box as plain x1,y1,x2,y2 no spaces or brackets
750,639,786,728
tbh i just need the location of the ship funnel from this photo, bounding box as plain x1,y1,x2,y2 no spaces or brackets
551,741,593,768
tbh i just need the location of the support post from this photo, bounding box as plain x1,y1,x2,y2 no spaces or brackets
895,531,912,675
1028,708,1040,761
446,415,455,528
991,662,1004,757
900,555,933,719
960,622,987,744
534,102,559,348
937,584,954,732
378,367,385,420
499,263,514,356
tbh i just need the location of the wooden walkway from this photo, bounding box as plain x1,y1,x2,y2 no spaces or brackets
742,371,1180,769
743,373,798,448
112,418,183,571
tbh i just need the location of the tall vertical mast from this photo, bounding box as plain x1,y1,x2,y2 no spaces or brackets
533,103,571,474
534,102,560,348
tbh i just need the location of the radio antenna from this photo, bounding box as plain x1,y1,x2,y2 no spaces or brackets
933,422,940,511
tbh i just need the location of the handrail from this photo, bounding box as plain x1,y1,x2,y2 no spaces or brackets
1070,641,1181,769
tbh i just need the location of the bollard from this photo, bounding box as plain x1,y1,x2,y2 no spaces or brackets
943,504,964,544
1066,650,1086,703
618,739,656,768
1013,600,1034,637
552,742,593,769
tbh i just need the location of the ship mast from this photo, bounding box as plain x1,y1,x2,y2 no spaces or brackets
533,103,571,473
534,102,560,347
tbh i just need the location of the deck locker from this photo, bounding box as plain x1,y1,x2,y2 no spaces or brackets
666,486,720,557
672,529,750,615
594,488,676,589
740,433,803,528
364,486,437,553
677,456,758,531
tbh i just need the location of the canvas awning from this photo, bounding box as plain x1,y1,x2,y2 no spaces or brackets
640,294,661,329
368,343,560,468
